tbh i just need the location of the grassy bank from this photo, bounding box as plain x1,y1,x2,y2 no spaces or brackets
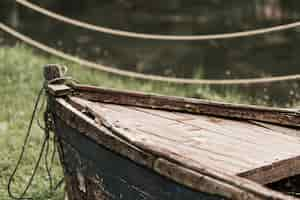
0,44,257,199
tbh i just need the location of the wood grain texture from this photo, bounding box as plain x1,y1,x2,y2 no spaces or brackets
71,84,300,127
47,84,72,97
51,96,296,200
69,96,300,185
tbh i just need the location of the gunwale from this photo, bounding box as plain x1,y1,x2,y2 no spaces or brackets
68,83,300,128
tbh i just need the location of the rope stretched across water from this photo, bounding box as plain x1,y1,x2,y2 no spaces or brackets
16,0,300,41
1,22,300,85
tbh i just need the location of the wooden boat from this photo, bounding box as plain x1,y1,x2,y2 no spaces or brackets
45,65,300,200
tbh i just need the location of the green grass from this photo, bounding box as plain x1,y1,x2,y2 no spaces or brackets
0,45,65,200
0,44,265,199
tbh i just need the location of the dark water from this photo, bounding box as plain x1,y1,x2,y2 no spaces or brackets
1,0,300,106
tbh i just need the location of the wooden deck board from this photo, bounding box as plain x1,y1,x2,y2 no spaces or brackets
134,107,300,152
69,97,300,184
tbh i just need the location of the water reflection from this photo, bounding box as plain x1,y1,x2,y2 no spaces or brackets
1,0,300,106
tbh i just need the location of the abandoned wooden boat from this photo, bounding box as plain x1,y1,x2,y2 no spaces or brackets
45,65,300,200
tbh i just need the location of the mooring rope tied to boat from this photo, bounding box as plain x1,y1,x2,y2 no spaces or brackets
16,0,300,41
1,22,300,85
7,75,68,200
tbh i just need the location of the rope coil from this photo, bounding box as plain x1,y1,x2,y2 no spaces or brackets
16,0,300,41
1,22,300,85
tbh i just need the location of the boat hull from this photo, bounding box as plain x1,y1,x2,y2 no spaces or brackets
54,115,226,200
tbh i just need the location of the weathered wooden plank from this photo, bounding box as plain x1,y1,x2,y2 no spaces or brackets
52,98,297,200
47,84,72,97
133,106,300,154
71,83,300,127
68,97,300,185
50,97,156,169
182,117,300,151
72,98,266,167
239,156,300,185
250,121,300,138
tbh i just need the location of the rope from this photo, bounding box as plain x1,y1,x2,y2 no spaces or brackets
7,87,47,200
1,22,300,85
16,0,300,41
7,77,67,200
